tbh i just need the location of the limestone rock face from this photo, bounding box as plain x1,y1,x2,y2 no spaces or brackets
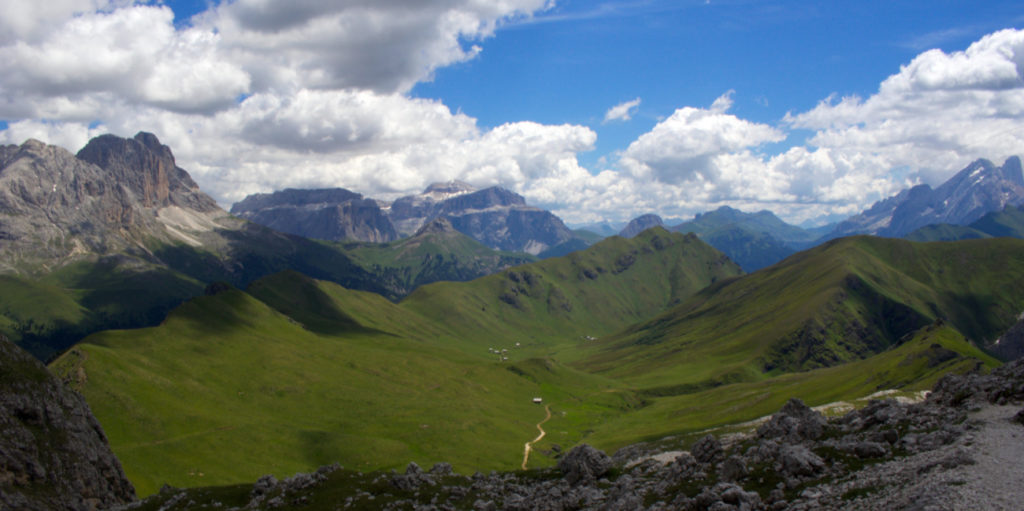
76,132,219,213
230,188,397,243
232,181,575,254
0,133,229,273
390,184,574,255
0,334,135,510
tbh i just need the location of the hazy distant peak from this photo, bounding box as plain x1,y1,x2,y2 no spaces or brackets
619,214,664,238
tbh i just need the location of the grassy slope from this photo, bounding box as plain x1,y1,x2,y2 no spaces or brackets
0,275,88,354
577,322,999,451
400,227,742,355
3,222,538,359
0,259,203,361
47,234,1024,497
51,282,632,496
577,236,1024,390
342,228,534,297
905,224,991,242
47,229,737,495
967,203,1024,237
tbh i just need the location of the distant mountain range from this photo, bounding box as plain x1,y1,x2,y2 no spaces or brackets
824,156,1024,239
613,156,1024,272
906,202,1024,241
0,133,533,358
230,188,397,243
230,146,1024,273
232,181,579,256
3,130,1023,358
668,206,824,272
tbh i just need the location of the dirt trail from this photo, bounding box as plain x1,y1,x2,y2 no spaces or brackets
521,404,552,470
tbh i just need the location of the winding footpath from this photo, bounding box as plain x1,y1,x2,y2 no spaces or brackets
521,404,552,470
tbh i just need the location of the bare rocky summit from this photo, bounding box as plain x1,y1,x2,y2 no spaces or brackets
0,132,233,273
0,334,135,510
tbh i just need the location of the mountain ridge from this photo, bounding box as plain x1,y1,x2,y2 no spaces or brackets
576,235,1024,391
825,156,1024,239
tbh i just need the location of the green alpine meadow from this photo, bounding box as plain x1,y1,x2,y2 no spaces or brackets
48,229,1020,496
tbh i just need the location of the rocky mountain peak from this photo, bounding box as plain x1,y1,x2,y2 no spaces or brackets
414,216,457,236
825,155,1024,239
1002,156,1024,186
437,186,527,214
387,184,572,253
0,133,233,272
3,138,76,169
15,138,50,154
76,132,218,213
619,214,664,238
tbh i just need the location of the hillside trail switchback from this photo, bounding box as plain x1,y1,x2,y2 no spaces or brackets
521,404,552,470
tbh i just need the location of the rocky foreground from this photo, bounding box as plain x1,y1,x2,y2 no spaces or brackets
126,359,1024,511
0,335,135,511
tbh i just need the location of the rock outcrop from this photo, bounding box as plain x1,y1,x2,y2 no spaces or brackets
386,180,476,236
557,444,612,485
0,334,135,510
991,312,1024,361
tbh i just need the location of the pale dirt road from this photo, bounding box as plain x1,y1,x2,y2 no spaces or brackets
521,404,552,470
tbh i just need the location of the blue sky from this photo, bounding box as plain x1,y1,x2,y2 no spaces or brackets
412,0,1023,170
2,0,1023,225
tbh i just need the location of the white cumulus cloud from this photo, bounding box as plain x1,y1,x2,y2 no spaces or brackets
603,97,641,123
787,28,1024,186
619,91,785,185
